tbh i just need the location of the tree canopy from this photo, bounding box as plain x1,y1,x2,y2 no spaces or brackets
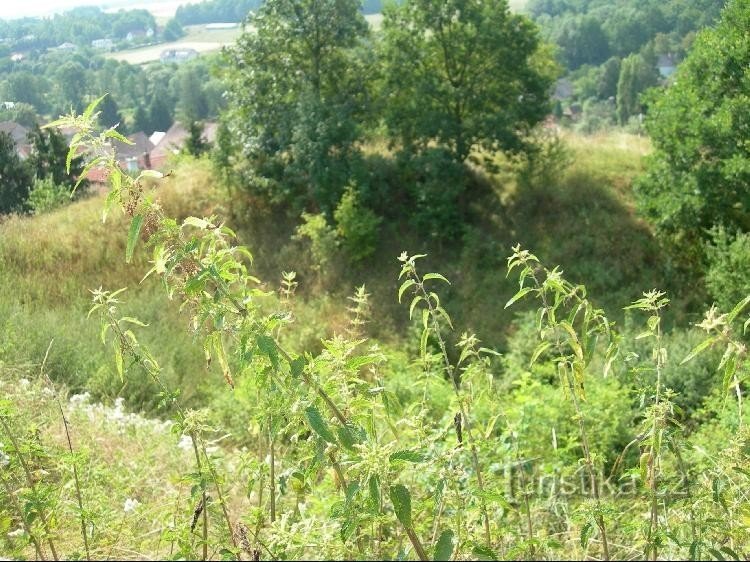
380,0,555,163
635,0,750,245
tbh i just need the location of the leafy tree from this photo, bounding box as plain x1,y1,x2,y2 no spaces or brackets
163,18,185,41
148,95,173,134
175,66,208,123
183,121,209,156
0,132,33,214
615,53,658,125
223,0,370,212
98,94,124,130
597,56,621,100
133,105,150,134
0,102,39,128
26,126,87,191
55,61,88,113
380,0,555,163
635,0,750,247
552,15,611,70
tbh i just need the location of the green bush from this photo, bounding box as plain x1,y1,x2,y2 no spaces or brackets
27,177,71,215
705,227,750,311
334,186,382,263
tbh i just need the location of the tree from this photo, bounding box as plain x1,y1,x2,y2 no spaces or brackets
26,125,86,191
635,0,750,247
98,94,124,130
183,121,209,156
553,15,611,70
163,18,185,41
55,61,88,113
175,66,208,123
615,53,658,125
380,0,555,164
148,95,173,134
223,0,370,212
0,132,33,214
133,105,150,134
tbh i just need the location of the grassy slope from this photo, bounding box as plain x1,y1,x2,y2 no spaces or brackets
0,131,686,406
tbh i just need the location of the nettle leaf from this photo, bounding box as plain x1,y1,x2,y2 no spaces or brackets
337,423,366,450
126,214,144,263
399,279,416,303
504,286,534,309
681,336,718,364
580,521,594,548
256,334,280,371
289,356,305,378
305,406,336,443
389,484,412,528
423,272,450,285
433,529,455,561
389,450,426,464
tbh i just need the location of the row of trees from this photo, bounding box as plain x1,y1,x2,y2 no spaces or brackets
1,51,225,134
221,0,555,232
0,7,158,52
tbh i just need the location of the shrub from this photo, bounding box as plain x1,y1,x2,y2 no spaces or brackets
333,187,382,263
705,227,750,311
27,177,70,215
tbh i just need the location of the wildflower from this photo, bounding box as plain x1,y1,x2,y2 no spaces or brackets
19,378,30,388
69,392,91,406
0,444,9,467
123,498,140,513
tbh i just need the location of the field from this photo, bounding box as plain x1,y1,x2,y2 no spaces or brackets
105,25,243,64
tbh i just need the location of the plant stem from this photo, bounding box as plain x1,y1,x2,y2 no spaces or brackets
40,340,91,561
0,415,59,561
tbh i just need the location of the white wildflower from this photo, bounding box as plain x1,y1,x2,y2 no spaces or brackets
7,527,25,538
0,450,9,467
123,498,140,513
69,392,91,406
19,378,30,388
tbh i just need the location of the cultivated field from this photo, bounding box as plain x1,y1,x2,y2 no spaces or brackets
104,25,242,64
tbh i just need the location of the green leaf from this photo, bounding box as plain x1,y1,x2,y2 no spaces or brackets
289,356,305,378
727,295,750,323
389,450,426,464
423,272,451,285
433,529,454,561
504,287,533,309
83,93,108,122
389,484,412,528
114,345,123,381
681,336,719,364
304,406,336,443
256,334,280,371
580,521,594,548
398,279,416,303
409,295,423,320
530,341,552,367
126,214,144,263
103,128,133,144
337,424,366,450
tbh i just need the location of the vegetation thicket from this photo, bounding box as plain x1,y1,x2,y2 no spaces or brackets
1,0,749,560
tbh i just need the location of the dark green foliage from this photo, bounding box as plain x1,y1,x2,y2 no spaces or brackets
175,0,262,25
705,228,750,312
223,0,369,213
183,121,209,157
635,0,750,247
162,18,185,41
551,15,610,70
615,54,659,125
26,126,86,191
380,0,555,163
97,95,123,130
333,187,382,263
148,95,173,134
0,132,33,214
